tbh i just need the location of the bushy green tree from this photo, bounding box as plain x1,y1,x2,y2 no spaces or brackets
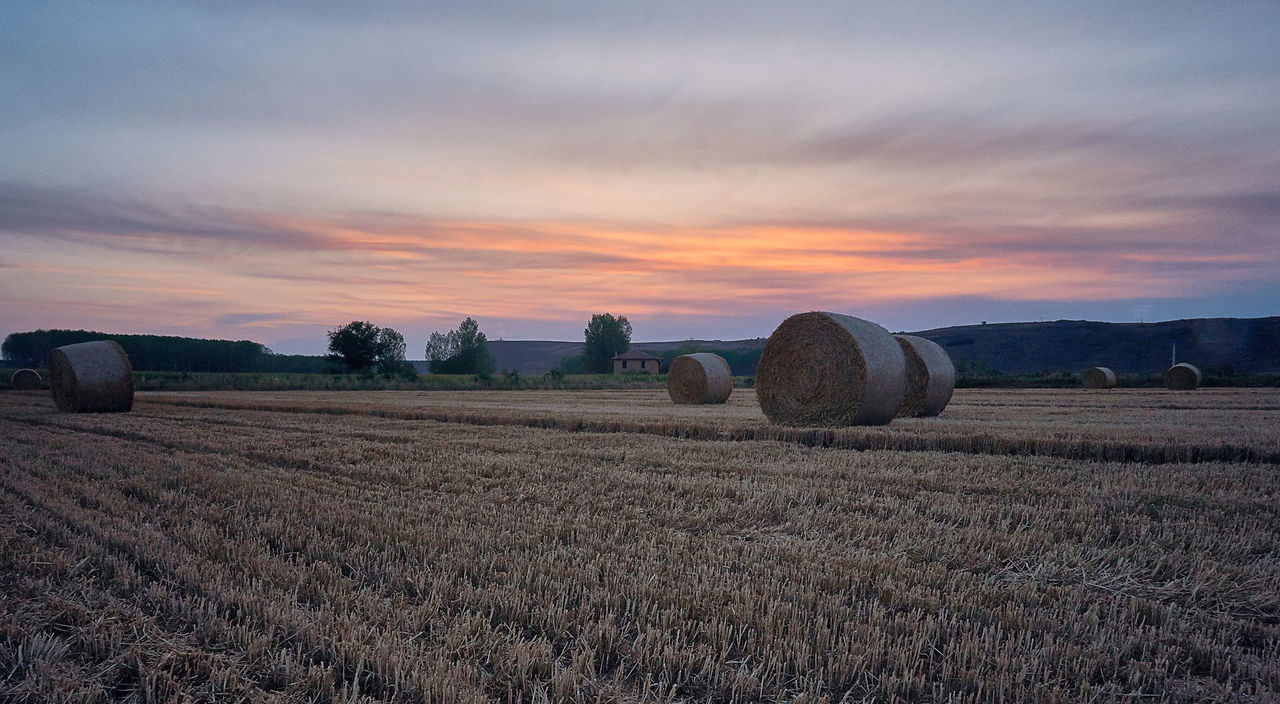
327,321,407,374
425,317,494,375
583,313,632,373
375,328,409,376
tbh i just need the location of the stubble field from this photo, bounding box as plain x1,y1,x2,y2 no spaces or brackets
1,388,1278,702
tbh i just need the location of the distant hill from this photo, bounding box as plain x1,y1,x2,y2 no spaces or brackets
910,317,1280,375
476,317,1280,376
483,340,581,375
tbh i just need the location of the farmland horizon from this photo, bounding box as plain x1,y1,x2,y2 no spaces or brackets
3,310,1279,359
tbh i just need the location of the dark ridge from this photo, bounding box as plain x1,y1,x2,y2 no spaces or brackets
485,316,1280,376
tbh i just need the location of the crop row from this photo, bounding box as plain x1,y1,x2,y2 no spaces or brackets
120,388,1280,464
1,395,1277,701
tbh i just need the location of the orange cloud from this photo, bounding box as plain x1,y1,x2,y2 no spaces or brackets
5,189,1274,345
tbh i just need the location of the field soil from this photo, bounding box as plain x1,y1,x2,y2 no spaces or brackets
2,388,1278,702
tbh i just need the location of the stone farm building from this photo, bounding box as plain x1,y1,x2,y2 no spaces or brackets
613,350,660,374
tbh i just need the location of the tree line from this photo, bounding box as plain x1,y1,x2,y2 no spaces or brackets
328,313,635,376
322,318,495,377
1,330,328,373
3,312,642,377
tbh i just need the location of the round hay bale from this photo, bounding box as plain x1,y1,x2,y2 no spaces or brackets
1081,366,1117,389
755,312,905,426
667,353,733,405
10,368,42,391
893,335,955,417
1163,362,1201,391
48,340,134,412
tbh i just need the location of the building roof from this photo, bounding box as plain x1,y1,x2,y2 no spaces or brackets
612,350,660,361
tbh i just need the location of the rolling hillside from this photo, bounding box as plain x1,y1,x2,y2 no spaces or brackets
482,317,1280,376
913,317,1279,375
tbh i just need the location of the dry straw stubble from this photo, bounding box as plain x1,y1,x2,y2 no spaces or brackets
48,340,134,412
3,393,1278,701
1082,366,1117,389
667,352,733,404
1164,362,1202,391
10,368,42,391
756,312,905,426
894,335,955,417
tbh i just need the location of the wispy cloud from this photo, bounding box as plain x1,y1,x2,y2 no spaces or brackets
2,183,1274,346
214,312,291,327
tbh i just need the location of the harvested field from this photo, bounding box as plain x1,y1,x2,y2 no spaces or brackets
2,388,1278,702
121,387,1280,462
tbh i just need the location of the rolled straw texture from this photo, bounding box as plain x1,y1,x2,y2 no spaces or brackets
755,312,905,426
894,335,955,417
49,340,134,412
1163,363,1201,391
1082,366,1117,389
10,368,42,391
667,353,733,405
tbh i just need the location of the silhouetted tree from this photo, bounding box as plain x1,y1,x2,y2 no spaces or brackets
583,313,632,373
327,321,406,373
376,328,409,375
425,317,494,375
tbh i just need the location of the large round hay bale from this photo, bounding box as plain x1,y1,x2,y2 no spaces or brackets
893,335,955,417
667,353,733,405
755,312,905,426
1082,366,1117,389
1163,362,1201,391
48,340,134,412
10,368,42,391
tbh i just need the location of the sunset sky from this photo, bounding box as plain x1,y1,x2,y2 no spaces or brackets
2,2,1278,354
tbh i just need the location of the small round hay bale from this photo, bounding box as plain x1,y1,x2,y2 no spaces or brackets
48,340,134,412
893,335,955,417
667,353,733,405
1082,366,1117,389
10,368,42,391
1163,362,1201,391
755,312,905,426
